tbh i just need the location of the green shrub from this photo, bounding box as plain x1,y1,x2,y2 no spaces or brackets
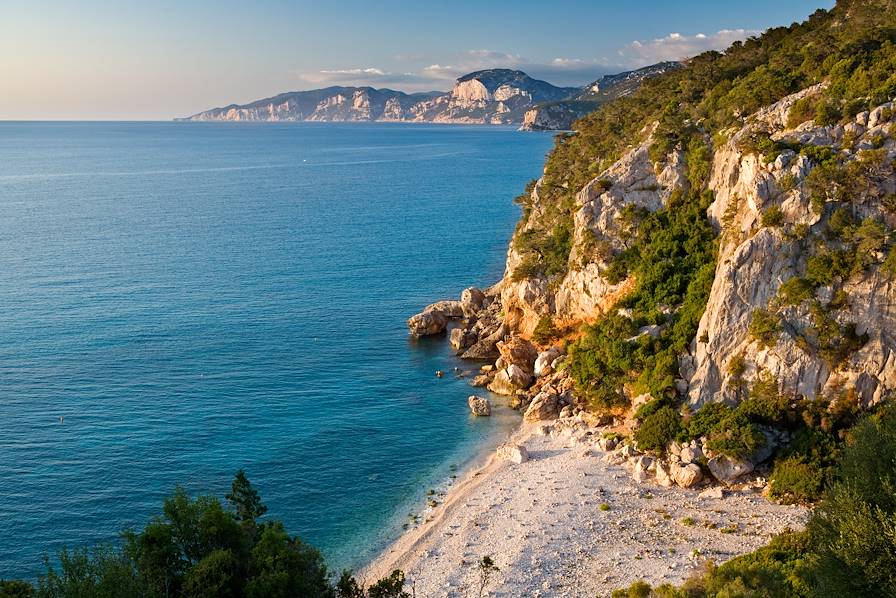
769,455,825,504
762,205,785,227
808,405,896,596
739,373,789,425
634,406,683,453
684,402,731,440
787,96,818,128
531,315,557,345
777,277,814,306
707,411,766,459
748,308,781,348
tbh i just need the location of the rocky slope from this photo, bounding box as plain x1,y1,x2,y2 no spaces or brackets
178,69,576,124
520,62,682,131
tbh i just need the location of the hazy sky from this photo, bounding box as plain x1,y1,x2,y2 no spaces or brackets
1,0,833,120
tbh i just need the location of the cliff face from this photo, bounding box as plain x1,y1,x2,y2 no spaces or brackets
497,85,896,408
179,70,576,125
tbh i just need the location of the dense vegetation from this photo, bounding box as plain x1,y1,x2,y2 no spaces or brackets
613,404,896,597
0,472,409,598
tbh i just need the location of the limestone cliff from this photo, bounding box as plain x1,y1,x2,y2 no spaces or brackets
494,86,896,407
178,69,575,125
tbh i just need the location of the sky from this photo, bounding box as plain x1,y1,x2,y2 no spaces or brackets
0,0,834,120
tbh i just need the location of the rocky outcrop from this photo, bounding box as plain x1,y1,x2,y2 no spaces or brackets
501,129,687,336
406,310,448,337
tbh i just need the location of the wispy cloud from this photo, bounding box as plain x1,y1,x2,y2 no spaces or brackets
619,29,759,66
298,49,618,92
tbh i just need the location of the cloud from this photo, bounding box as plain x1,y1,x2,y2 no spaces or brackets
619,29,759,66
297,32,761,93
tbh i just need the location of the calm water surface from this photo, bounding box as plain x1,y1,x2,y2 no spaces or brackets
0,122,553,578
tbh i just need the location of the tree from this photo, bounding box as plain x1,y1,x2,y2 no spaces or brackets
477,556,500,598
226,470,268,525
808,406,896,596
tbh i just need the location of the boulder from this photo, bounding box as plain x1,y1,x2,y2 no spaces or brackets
461,324,506,360
407,310,448,336
487,364,532,395
423,300,465,318
698,486,725,500
460,287,486,314
655,461,674,487
523,391,561,422
449,327,475,351
469,374,491,388
497,443,529,464
708,456,754,483
633,455,654,483
597,436,618,451
680,445,704,464
496,337,539,376
620,444,640,458
467,396,491,416
559,405,574,418
671,462,703,488
534,348,561,377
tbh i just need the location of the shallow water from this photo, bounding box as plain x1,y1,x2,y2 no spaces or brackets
0,121,553,578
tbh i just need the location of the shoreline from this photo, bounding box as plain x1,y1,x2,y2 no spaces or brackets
361,417,808,597
360,419,533,582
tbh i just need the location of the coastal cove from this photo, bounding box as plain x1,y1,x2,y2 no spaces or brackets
0,122,555,579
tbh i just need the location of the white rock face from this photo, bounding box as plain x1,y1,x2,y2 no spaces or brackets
687,90,896,407
451,79,491,105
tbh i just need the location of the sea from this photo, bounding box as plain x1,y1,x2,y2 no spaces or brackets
0,121,554,579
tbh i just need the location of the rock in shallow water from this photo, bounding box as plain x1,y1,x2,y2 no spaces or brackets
467,395,491,416
406,310,448,336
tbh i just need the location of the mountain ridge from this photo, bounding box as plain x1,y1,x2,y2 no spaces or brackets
176,66,669,127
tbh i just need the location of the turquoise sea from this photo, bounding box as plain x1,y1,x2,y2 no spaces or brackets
0,122,554,579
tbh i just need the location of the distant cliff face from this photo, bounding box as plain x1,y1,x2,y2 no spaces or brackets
519,62,682,131
178,69,577,125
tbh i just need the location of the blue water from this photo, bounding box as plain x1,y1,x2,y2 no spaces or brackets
0,122,553,579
